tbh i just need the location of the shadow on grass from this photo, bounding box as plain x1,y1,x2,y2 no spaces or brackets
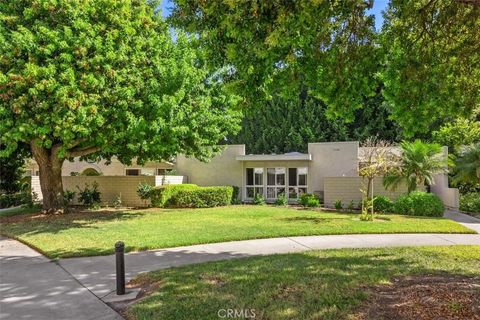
0,210,146,237
126,247,479,320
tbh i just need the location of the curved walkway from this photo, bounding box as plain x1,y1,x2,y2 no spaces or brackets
60,233,480,300
0,236,122,320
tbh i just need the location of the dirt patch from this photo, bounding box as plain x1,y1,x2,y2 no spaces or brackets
355,274,480,320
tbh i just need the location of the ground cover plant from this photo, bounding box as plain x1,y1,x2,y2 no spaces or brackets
0,206,473,259
125,246,480,320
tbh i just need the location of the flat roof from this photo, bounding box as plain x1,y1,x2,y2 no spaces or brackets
236,154,312,161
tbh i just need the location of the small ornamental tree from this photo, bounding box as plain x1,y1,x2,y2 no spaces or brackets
358,137,396,219
0,0,241,212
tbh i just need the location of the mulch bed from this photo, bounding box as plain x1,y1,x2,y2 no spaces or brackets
355,274,480,320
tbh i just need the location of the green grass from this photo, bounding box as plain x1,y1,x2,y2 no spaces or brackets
126,245,480,320
0,205,41,218
0,205,474,258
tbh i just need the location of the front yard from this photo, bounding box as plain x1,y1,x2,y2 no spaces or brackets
0,205,474,258
126,245,480,320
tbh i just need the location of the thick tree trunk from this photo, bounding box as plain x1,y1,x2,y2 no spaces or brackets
31,141,65,213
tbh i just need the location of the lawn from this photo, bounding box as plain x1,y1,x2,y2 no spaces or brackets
126,245,480,320
0,205,474,258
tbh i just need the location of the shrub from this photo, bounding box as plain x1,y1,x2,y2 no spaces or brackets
393,191,444,217
373,196,394,213
149,184,198,207
113,193,122,208
0,191,31,208
137,182,153,206
347,200,356,212
275,194,288,206
334,199,343,210
460,193,480,213
299,193,320,207
172,186,233,208
77,182,101,206
231,186,241,204
253,193,266,205
63,190,76,206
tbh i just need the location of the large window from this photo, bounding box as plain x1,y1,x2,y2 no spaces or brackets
126,169,141,176
246,168,264,198
288,167,308,199
266,168,286,199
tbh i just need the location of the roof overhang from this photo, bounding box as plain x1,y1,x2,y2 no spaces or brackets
236,154,312,161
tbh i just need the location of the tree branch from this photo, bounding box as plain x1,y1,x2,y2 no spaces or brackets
66,146,100,158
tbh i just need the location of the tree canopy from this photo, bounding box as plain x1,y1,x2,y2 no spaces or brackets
0,0,241,211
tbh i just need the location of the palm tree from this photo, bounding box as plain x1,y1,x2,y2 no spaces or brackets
453,143,480,184
383,140,447,193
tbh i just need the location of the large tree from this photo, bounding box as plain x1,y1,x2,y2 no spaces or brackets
380,0,480,136
0,0,241,212
170,0,379,121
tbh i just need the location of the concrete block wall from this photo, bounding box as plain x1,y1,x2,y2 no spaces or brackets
324,177,408,208
32,175,184,207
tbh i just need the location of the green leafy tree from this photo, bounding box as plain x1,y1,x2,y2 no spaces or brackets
432,118,480,154
453,143,480,184
0,0,241,212
384,140,447,193
170,0,379,121
0,143,30,194
380,0,480,136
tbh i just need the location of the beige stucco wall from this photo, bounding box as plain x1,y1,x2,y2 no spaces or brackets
31,175,184,207
308,142,359,197
174,145,245,188
26,157,173,176
324,176,409,208
430,147,459,209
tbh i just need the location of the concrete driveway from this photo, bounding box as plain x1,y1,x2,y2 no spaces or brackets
0,237,122,320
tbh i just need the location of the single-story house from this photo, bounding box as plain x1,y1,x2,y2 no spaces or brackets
29,141,459,208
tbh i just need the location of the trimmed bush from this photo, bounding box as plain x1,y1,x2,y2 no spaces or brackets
149,184,198,207
373,196,394,213
460,193,480,213
149,184,233,208
173,186,233,208
393,191,444,217
299,193,320,208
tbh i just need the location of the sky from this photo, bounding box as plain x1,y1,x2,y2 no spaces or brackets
160,0,389,30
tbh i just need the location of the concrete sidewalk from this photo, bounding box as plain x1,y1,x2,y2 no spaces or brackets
444,209,480,233
59,232,480,300
0,237,122,320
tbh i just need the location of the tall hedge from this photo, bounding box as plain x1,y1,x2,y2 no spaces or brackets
149,184,233,208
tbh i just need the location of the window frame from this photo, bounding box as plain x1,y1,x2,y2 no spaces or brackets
245,167,264,199
125,168,141,176
266,167,286,200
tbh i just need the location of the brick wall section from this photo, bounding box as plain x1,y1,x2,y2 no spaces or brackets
324,177,408,208
32,175,184,207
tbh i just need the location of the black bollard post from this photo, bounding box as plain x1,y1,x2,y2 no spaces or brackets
115,241,125,295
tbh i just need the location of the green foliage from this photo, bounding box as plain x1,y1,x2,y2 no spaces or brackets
149,184,198,207
231,186,241,205
0,0,241,210
0,143,29,194
172,187,234,208
432,119,480,154
63,190,76,206
373,196,393,214
460,193,480,214
334,199,343,211
171,1,379,122
347,200,356,212
453,143,480,185
274,194,288,206
113,194,122,209
380,1,480,136
253,194,266,206
0,191,31,209
76,182,101,206
393,192,444,217
299,194,320,208
384,140,446,193
137,183,154,201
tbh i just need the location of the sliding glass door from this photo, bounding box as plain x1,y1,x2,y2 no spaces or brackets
266,168,286,200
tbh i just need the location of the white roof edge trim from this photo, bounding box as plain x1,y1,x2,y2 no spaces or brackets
236,154,312,161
